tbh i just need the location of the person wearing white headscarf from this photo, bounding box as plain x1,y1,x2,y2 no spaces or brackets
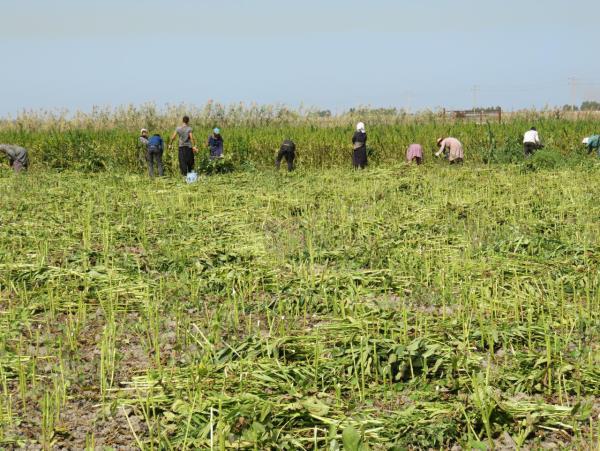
582,135,600,156
208,127,224,159
352,122,368,169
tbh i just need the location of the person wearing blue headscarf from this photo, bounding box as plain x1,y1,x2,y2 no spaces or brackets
208,127,224,159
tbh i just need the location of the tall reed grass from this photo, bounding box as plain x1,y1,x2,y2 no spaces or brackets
1,103,598,172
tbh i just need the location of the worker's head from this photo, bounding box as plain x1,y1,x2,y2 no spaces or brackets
437,138,444,146
530,127,537,131
356,122,366,133
182,115,190,125
213,127,221,136
140,128,148,137
582,137,590,146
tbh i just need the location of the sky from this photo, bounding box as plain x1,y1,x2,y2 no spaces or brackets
1,0,599,115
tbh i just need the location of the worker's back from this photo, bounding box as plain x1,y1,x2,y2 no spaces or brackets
281,140,296,153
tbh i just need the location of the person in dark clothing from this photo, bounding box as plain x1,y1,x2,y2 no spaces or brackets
168,115,197,176
276,139,296,172
208,128,224,159
352,122,368,169
146,134,164,177
0,144,29,172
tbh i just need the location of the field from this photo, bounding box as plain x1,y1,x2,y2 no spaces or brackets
0,110,599,449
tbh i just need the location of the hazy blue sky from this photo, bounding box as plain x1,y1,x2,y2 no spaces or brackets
1,0,599,115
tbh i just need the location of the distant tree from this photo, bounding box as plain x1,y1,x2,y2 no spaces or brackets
580,100,600,111
372,108,398,116
307,110,332,118
562,104,579,111
473,106,501,113
347,107,397,116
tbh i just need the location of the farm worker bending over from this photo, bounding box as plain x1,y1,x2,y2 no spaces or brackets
523,127,543,156
406,144,424,164
436,137,464,164
276,139,296,172
582,135,600,156
208,128,224,159
138,128,149,166
168,116,197,176
0,144,29,172
139,128,149,147
146,133,165,177
352,122,368,169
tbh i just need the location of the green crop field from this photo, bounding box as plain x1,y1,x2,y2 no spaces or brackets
0,109,599,449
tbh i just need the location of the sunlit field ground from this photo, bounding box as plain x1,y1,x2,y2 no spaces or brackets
1,162,598,449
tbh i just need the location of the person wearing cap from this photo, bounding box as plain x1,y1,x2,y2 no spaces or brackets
208,128,224,159
436,137,464,164
582,135,600,156
523,127,543,157
352,122,368,169
0,144,29,172
276,139,296,172
406,143,424,165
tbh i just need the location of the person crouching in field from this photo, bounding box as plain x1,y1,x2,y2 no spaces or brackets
523,127,543,157
276,139,296,172
406,144,424,164
0,144,29,173
582,135,600,156
169,116,197,176
436,137,464,164
146,133,165,177
352,122,368,169
208,128,224,159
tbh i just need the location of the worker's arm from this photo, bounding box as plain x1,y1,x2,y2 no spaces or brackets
168,131,178,148
189,132,198,153
435,142,445,157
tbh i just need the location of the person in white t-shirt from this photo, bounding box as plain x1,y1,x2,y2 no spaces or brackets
523,127,543,157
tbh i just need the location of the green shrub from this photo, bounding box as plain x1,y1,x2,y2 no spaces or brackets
522,148,565,171
196,156,236,175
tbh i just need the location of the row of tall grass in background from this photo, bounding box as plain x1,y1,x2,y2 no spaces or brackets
1,103,599,172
